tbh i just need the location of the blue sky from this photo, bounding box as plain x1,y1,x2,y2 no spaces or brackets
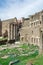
0,0,43,20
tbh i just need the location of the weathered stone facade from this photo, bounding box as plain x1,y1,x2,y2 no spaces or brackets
0,10,43,53
0,20,2,36
20,11,43,53
0,17,21,41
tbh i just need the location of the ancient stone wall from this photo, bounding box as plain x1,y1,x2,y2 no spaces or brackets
0,20,2,36
2,18,17,37
20,11,43,48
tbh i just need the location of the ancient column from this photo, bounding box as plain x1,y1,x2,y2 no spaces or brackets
8,24,11,40
39,31,43,53
12,24,14,39
14,24,15,39
13,24,17,41
11,24,13,40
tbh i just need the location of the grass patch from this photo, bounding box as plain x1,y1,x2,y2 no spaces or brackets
0,44,39,65
0,37,7,41
33,54,43,65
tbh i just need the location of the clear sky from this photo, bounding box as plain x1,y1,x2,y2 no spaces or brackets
0,0,43,20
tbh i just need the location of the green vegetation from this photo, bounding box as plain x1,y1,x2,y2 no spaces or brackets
33,54,43,65
0,43,39,65
0,37,7,41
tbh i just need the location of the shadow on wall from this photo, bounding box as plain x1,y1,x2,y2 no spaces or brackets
3,30,8,38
